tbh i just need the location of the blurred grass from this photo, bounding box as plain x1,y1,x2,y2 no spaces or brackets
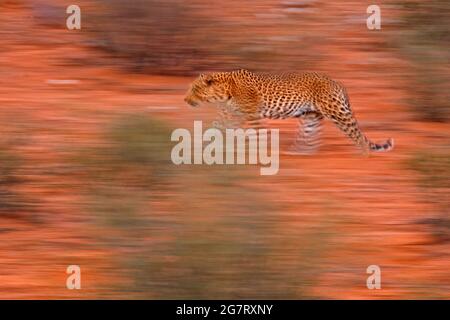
408,146,450,242
393,0,450,121
84,0,318,75
72,114,334,298
0,148,21,212
408,148,450,190
0,146,33,220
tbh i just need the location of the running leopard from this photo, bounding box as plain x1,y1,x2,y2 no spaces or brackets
184,69,394,154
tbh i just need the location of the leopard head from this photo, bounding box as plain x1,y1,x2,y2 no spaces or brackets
184,72,232,107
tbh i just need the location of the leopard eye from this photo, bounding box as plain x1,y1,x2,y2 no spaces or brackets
205,78,214,86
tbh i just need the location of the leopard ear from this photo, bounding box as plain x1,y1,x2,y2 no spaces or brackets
204,75,214,85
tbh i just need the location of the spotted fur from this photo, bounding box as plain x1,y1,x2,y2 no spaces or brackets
184,69,394,153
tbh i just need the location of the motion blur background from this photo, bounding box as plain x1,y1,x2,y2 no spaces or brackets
0,0,449,298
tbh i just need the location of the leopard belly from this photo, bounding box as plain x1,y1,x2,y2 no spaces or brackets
260,100,316,120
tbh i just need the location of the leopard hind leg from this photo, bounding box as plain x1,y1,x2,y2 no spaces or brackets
323,102,394,153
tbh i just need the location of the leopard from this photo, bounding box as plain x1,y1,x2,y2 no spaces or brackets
184,69,394,154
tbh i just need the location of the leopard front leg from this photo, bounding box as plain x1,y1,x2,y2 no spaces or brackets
286,112,323,155
211,105,239,130
212,102,261,130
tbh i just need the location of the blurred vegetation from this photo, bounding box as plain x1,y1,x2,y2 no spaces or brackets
0,148,21,213
408,147,450,242
85,0,319,75
393,0,450,121
409,149,450,190
0,146,32,220
73,115,332,298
